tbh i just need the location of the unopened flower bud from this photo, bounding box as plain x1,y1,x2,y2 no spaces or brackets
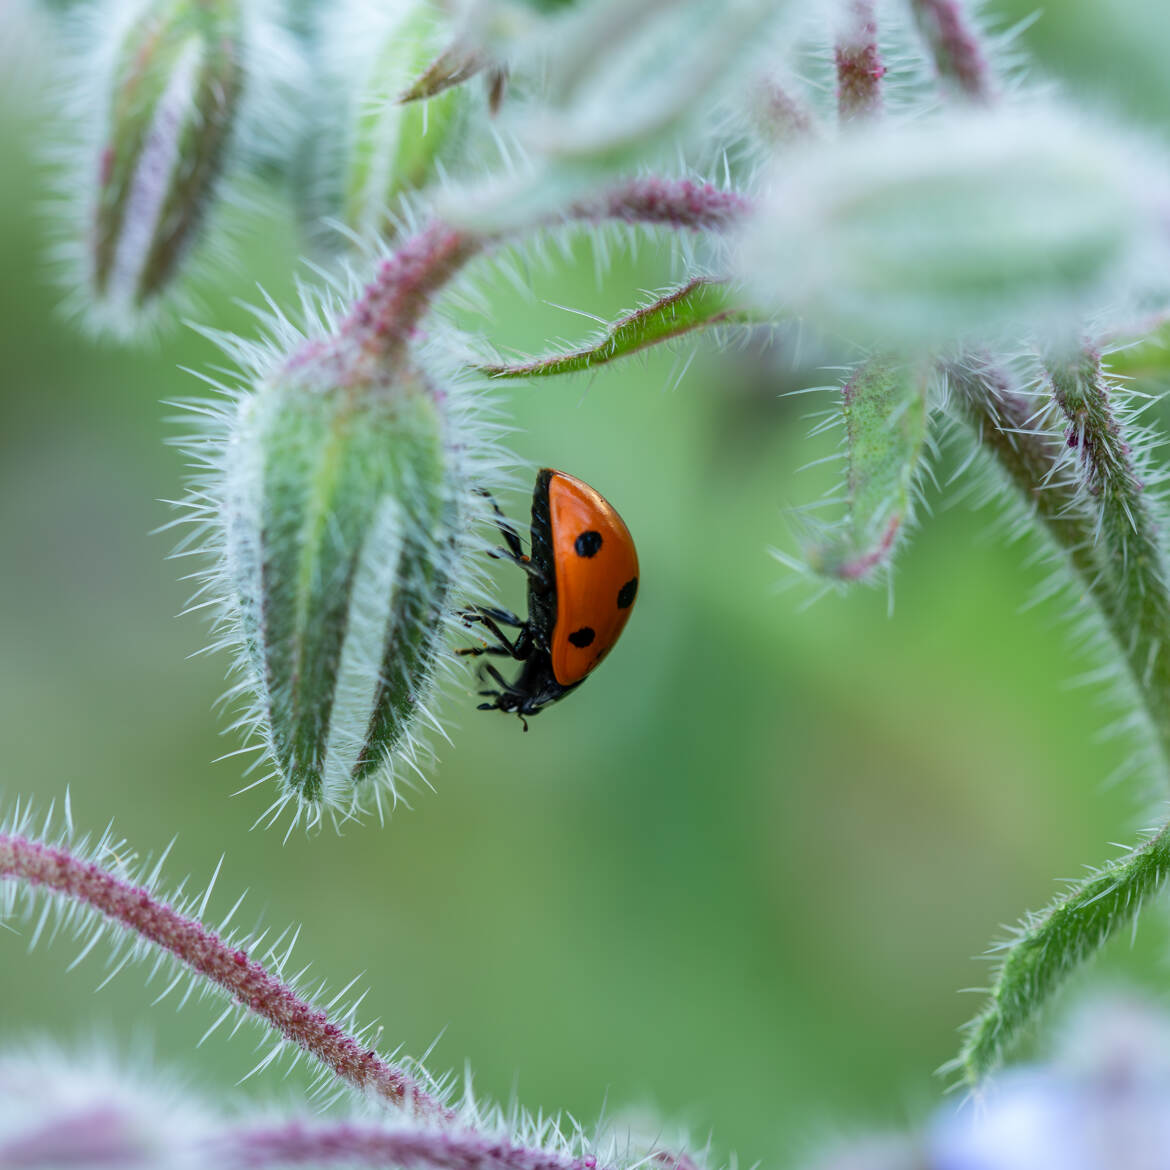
221,358,467,823
735,104,1170,346
311,0,469,245
518,0,788,169
78,0,245,334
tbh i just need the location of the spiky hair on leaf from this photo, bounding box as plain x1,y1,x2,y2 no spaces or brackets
771,351,937,603
947,344,1170,780
469,277,767,382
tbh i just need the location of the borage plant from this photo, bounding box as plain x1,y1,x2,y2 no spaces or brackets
8,0,1170,1165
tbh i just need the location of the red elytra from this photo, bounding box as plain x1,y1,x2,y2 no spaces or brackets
545,470,639,686
459,469,639,726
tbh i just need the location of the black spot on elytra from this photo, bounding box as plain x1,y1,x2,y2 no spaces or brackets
575,530,603,557
568,626,595,648
617,577,638,609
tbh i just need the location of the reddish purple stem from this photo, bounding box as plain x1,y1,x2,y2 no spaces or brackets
304,178,752,380
756,79,818,143
577,177,751,233
0,833,453,1121
911,0,995,102
220,1122,701,1170
221,1123,601,1170
835,0,885,122
338,223,480,374
0,1106,143,1167
836,515,901,581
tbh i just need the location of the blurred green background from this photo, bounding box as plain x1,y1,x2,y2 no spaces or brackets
4,2,1170,1165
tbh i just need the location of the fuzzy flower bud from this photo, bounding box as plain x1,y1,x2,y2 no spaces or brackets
517,0,788,168
77,0,245,334
315,0,469,244
734,104,1170,346
178,222,487,828
223,362,463,822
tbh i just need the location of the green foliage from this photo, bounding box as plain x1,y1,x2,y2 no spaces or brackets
958,827,1170,1086
14,0,1170,1155
949,348,1170,1086
478,279,752,379
806,355,929,582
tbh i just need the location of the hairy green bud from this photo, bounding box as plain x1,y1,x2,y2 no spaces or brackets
736,104,1170,346
521,0,782,167
84,0,245,332
312,0,468,245
222,363,463,821
176,223,489,828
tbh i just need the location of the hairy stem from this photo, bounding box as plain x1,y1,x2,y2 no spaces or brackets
945,355,1099,589
0,832,452,1120
1047,347,1170,770
910,0,995,102
752,74,819,144
221,1123,609,1170
950,349,1170,1086
339,223,481,374
835,0,885,122
570,177,751,233
958,823,1170,1086
324,179,752,378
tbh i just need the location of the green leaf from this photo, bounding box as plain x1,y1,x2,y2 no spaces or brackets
804,354,930,582
478,278,756,379
958,826,1170,1087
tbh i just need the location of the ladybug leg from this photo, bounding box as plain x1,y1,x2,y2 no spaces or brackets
476,665,519,705
490,668,539,730
475,667,530,730
458,644,514,659
459,605,524,629
474,490,550,586
456,613,531,660
487,546,541,575
481,663,514,692
474,487,527,563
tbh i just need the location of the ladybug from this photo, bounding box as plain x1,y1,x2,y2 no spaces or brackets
459,468,639,727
